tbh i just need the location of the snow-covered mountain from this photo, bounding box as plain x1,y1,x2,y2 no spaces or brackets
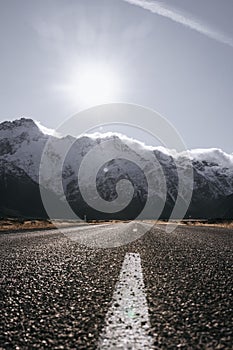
0,117,232,219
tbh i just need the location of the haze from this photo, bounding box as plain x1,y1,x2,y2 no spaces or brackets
0,0,233,152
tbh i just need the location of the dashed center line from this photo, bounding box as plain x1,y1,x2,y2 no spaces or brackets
98,253,153,349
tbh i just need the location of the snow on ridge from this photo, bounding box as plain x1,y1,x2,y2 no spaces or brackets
1,118,232,167
81,131,181,156
81,131,157,151
182,148,233,168
82,132,233,166
0,117,41,139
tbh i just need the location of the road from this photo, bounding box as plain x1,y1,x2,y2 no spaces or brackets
0,222,232,349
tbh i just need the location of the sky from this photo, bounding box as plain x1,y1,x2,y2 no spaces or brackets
0,0,233,152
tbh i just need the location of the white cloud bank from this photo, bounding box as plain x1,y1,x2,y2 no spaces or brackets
35,122,233,167
83,132,233,167
35,121,61,137
122,0,233,48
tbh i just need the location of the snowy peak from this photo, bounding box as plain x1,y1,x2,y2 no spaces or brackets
0,117,42,139
0,117,39,131
0,117,232,168
185,148,233,169
0,117,232,219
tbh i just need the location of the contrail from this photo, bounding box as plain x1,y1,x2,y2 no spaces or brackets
123,0,233,48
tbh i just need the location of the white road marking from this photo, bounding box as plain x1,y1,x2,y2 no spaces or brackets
98,253,154,349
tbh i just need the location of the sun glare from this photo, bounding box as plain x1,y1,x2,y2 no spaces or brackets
64,63,121,107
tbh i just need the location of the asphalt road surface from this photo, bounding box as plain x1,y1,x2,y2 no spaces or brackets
0,222,232,349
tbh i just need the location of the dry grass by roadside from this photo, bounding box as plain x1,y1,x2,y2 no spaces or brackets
1,218,232,233
89,219,233,229
0,218,87,232
182,221,233,229
0,219,55,232
143,219,233,229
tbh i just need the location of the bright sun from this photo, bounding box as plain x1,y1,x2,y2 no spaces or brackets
63,63,121,107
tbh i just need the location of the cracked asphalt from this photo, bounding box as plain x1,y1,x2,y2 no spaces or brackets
0,223,232,349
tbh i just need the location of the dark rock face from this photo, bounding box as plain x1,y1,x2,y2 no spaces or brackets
0,160,69,219
0,118,232,220
0,160,47,218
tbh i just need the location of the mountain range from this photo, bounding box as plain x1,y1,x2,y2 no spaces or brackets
0,118,232,220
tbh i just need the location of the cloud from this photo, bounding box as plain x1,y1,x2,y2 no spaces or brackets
35,121,61,137
81,132,233,166
123,0,233,48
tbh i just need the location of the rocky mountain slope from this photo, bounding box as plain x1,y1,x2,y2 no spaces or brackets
0,118,232,219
